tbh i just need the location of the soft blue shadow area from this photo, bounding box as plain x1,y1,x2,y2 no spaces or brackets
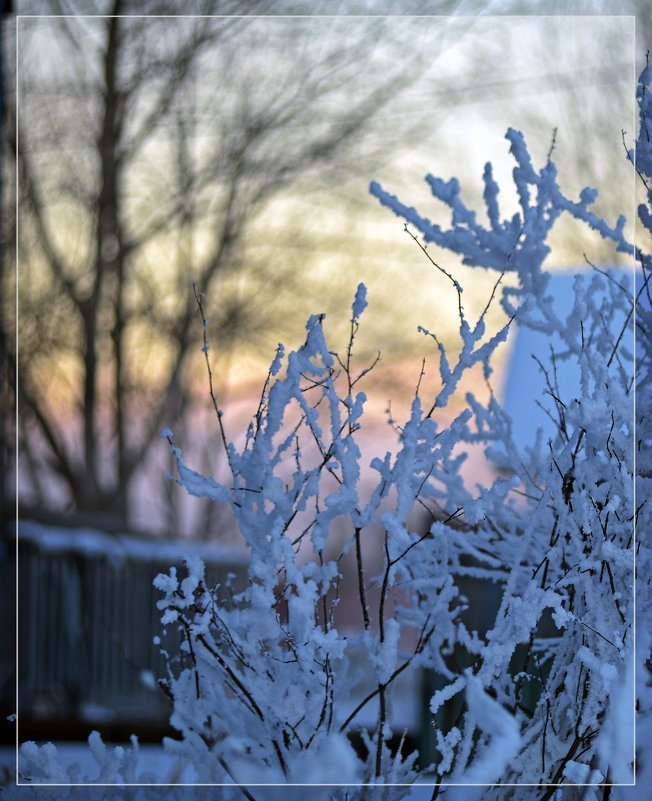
502,268,636,450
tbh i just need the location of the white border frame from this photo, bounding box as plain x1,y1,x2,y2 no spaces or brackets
13,10,638,791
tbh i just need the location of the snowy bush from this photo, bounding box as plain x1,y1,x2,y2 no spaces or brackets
11,65,651,801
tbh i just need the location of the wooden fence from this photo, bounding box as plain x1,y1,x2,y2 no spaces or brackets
15,521,247,736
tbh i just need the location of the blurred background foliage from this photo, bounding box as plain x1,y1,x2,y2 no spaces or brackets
0,0,642,537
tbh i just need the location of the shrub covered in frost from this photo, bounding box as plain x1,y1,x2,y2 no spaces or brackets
12,66,651,801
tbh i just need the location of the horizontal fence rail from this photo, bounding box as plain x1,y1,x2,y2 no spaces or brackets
14,521,248,739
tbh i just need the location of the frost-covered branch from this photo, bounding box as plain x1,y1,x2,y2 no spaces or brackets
14,59,651,801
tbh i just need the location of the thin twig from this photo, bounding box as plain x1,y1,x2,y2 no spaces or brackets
192,283,234,473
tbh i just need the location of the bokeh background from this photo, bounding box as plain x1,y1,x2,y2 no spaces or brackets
4,3,640,536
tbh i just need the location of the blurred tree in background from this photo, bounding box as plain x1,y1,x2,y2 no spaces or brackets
1,2,640,537
6,2,467,531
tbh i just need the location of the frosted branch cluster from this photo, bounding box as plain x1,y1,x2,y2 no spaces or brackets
15,65,652,801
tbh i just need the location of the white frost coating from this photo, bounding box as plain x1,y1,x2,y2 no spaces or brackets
169,446,230,502
19,741,68,784
577,646,619,688
16,62,651,799
16,732,185,787
562,759,591,784
429,675,466,715
454,673,520,784
375,618,401,684
153,567,178,594
352,282,368,320
289,732,360,785
596,647,635,784
551,601,573,630
436,726,462,774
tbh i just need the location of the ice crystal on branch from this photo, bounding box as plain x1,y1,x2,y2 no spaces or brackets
14,65,652,801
